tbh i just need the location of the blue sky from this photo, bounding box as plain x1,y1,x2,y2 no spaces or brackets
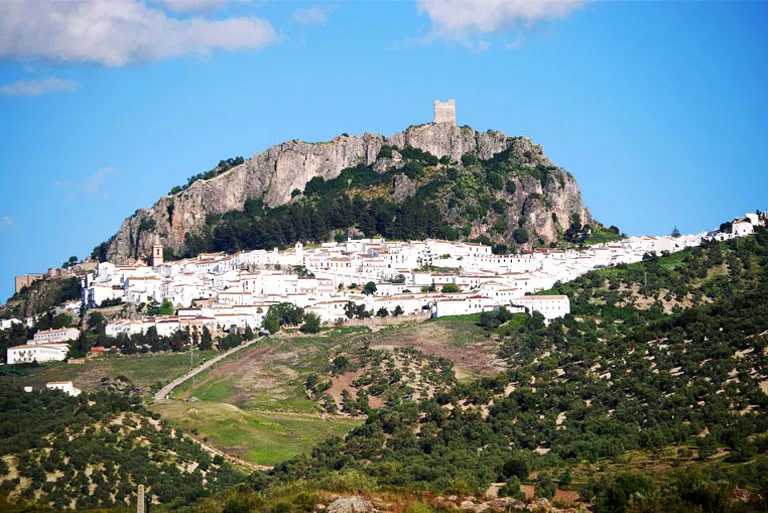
0,0,767,302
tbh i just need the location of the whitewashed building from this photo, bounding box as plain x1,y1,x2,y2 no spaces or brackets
7,343,69,364
511,295,571,322
0,318,22,330
33,327,80,344
46,381,82,397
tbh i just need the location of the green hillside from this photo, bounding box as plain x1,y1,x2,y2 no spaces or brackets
0,383,245,511
255,228,768,511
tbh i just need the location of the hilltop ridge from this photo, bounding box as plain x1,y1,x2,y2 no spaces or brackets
99,122,594,264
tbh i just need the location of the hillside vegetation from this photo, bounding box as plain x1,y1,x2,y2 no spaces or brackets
0,383,245,510
251,228,768,511
152,320,496,467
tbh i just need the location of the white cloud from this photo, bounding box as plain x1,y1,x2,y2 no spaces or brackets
152,0,228,13
504,34,526,50
0,216,14,229
58,168,118,201
82,168,117,197
291,6,334,26
0,77,79,97
417,0,588,44
0,0,277,66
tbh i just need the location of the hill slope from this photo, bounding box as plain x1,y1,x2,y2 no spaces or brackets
99,124,595,263
0,383,245,510
259,228,768,509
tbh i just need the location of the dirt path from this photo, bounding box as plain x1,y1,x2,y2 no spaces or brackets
154,337,263,403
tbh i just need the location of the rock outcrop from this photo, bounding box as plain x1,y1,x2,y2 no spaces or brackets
326,496,375,513
104,123,592,263
392,173,416,202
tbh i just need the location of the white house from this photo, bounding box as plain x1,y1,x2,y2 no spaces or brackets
732,221,754,237
46,381,82,397
0,318,22,330
511,295,571,322
434,295,495,317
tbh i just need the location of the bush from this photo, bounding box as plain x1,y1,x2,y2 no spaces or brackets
535,472,556,499
513,228,529,244
404,161,424,179
461,154,479,167
441,283,461,293
502,457,529,481
597,472,658,513
300,313,321,334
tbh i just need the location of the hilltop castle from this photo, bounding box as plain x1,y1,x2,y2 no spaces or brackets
433,99,456,125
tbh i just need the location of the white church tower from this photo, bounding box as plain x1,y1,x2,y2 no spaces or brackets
151,239,164,267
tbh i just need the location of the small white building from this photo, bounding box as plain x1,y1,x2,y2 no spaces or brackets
434,295,494,317
732,221,754,237
511,295,571,322
32,327,80,344
0,318,22,330
46,381,82,397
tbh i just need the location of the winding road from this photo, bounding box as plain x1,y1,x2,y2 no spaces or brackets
154,337,262,403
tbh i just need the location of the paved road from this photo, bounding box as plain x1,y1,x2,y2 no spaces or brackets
154,337,261,403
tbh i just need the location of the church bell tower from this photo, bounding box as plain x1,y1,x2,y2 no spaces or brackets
151,241,164,267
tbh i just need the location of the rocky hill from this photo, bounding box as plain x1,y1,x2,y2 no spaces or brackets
100,123,595,263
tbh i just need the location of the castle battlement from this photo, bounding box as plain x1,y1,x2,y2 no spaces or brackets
434,99,456,125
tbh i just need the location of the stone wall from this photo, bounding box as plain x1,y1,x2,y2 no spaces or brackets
14,274,43,294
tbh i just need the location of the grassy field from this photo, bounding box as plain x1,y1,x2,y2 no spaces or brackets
173,330,368,412
0,351,217,393
152,401,362,466
372,314,504,379
584,228,623,246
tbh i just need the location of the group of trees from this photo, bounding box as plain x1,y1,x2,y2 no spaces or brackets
168,156,245,196
342,301,405,320
263,302,321,334
563,214,593,244
184,191,459,257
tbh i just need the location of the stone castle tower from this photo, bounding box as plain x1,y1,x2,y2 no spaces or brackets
433,99,456,125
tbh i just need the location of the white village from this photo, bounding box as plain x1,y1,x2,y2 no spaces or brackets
5,212,764,376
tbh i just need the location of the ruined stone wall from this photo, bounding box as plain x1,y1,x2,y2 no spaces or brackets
15,274,43,294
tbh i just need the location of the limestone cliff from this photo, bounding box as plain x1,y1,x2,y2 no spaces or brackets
105,123,592,262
